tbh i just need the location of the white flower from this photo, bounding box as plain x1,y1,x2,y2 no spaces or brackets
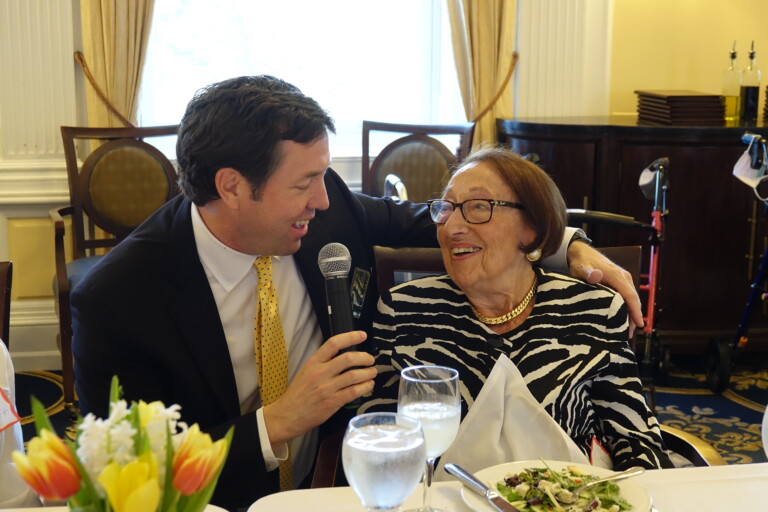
141,401,184,482
76,400,139,490
108,419,137,466
76,415,112,491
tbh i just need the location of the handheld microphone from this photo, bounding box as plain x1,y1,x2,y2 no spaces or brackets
318,243,363,410
317,242,354,335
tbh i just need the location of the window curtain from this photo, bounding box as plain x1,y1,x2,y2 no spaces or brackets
79,0,155,127
447,0,517,148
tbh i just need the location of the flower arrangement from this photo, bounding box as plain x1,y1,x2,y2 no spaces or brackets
12,377,233,512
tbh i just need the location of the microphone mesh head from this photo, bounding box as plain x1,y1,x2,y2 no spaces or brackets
318,242,352,277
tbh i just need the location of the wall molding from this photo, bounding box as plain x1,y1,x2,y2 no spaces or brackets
11,299,57,327
8,299,60,371
0,162,69,205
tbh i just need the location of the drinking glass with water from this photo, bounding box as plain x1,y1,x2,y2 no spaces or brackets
342,412,426,512
397,365,460,512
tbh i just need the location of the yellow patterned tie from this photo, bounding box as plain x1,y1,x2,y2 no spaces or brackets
253,255,293,491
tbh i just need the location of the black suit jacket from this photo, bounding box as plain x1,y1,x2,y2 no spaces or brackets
71,169,434,511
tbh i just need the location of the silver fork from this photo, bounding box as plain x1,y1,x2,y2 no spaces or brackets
558,466,646,503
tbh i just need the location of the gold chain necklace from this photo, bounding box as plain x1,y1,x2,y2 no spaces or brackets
471,274,538,325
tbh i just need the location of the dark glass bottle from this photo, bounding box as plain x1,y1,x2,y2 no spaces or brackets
740,41,761,121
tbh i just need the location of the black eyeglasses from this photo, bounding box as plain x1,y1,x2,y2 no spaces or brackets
427,198,525,224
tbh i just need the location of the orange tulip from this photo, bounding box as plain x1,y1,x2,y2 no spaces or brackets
172,424,228,495
12,429,81,501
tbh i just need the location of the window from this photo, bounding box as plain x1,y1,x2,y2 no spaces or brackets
138,0,464,159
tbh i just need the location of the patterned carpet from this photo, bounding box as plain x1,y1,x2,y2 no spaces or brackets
654,357,767,464
14,362,768,464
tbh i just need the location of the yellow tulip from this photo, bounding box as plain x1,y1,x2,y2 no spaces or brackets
12,429,80,500
172,424,228,495
98,452,160,512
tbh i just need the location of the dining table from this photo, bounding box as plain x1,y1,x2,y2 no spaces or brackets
247,461,768,511
0,461,764,511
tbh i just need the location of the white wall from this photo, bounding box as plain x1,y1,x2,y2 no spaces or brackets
515,0,612,117
0,0,78,369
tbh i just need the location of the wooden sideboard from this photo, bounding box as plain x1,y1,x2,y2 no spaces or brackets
497,116,768,351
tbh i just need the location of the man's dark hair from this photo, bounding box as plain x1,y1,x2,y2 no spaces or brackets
176,75,336,205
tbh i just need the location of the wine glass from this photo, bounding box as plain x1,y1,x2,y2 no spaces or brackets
397,365,460,512
342,412,427,512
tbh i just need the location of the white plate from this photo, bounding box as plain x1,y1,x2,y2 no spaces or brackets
460,460,652,512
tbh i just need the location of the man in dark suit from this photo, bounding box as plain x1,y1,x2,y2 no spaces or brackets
72,75,642,511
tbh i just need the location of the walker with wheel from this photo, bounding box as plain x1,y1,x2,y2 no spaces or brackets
707,132,768,392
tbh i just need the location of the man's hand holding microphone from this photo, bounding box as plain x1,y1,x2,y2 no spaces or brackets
263,243,375,447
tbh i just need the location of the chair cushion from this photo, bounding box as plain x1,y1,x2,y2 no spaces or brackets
52,256,104,297
66,256,103,289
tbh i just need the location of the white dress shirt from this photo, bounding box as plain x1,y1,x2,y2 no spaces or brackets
190,204,323,486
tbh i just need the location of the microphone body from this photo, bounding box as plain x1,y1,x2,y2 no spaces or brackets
317,243,355,336
318,242,361,409
324,273,355,334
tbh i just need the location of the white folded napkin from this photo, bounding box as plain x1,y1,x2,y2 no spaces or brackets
435,356,589,481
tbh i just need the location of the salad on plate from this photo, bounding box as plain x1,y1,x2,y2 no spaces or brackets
495,462,633,512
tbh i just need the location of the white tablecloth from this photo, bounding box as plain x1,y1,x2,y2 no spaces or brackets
247,462,768,512
1,462,765,511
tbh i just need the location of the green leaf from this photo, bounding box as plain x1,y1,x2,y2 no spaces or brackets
31,396,56,434
178,426,235,512
108,375,123,415
127,405,146,455
160,425,180,512
496,482,524,502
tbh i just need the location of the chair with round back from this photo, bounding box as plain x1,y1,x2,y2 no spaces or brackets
52,125,179,414
361,121,475,203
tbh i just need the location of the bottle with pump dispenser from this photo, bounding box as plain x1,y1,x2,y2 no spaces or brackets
723,41,741,121
740,40,761,121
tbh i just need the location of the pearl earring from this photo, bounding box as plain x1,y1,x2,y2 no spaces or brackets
526,248,542,262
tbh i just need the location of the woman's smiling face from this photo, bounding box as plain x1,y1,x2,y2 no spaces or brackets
438,161,537,293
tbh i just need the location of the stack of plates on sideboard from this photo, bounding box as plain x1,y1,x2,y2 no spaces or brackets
635,90,724,125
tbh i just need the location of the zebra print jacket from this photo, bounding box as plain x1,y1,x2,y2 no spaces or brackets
363,267,672,470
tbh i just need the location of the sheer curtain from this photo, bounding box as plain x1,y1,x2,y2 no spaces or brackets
447,0,517,147
79,0,155,126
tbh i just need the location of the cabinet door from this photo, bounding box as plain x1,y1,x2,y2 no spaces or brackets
616,143,763,335
500,136,596,210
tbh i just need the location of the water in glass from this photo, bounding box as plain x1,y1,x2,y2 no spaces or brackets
398,365,460,512
342,412,426,512
398,402,460,458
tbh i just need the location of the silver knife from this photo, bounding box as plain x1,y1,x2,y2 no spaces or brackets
444,462,521,512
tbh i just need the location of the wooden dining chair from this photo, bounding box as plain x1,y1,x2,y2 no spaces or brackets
660,425,725,467
311,245,719,485
362,121,475,202
0,261,12,348
373,245,643,293
52,125,179,413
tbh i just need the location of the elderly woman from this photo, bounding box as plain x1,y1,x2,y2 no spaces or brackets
364,147,672,470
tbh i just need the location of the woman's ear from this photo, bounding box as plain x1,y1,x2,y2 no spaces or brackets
519,221,538,250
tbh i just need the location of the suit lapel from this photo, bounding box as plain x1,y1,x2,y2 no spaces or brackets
295,172,375,342
166,199,241,417
295,216,331,340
